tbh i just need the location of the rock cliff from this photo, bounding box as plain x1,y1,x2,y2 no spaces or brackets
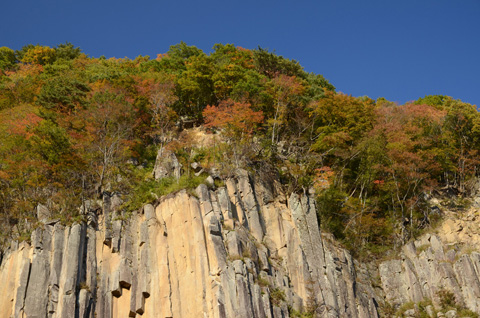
0,170,379,318
0,170,479,318
379,207,480,316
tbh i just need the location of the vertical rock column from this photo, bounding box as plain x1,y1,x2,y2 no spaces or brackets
24,227,52,318
56,223,86,317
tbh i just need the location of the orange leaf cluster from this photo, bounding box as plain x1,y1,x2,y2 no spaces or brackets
313,166,334,192
203,99,264,137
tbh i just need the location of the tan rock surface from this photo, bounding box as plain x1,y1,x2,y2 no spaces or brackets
0,172,383,317
379,206,480,313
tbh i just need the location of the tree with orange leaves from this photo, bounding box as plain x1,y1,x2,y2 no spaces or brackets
203,98,264,139
203,98,264,167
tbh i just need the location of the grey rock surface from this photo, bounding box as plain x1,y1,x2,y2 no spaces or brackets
153,147,182,180
3,171,480,317
380,233,480,313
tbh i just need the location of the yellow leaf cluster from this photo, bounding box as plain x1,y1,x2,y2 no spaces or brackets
21,45,56,65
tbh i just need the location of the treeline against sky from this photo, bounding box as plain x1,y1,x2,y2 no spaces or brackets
0,42,479,254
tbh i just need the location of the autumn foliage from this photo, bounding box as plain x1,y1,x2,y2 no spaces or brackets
203,99,264,137
1,41,479,257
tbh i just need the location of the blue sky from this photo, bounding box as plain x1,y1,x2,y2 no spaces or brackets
1,0,479,106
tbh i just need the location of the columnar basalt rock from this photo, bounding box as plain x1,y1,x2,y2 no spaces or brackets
0,170,433,318
379,233,480,313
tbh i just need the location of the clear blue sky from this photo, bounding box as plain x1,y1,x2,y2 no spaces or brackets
1,0,479,106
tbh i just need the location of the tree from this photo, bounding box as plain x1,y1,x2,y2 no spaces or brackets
0,47,16,71
30,119,71,165
0,104,50,233
151,41,205,74
1,63,44,107
369,103,446,241
304,72,335,96
55,42,81,61
415,95,450,108
37,75,89,115
441,100,480,192
203,98,264,138
266,74,305,145
417,95,480,192
310,91,375,162
253,47,305,78
81,85,136,193
175,53,215,119
135,73,178,144
19,45,56,65
203,98,264,167
210,44,255,100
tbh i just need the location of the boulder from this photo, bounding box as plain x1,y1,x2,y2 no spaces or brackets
153,147,182,180
36,203,51,223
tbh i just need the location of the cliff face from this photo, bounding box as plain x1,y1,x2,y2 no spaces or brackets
0,170,378,318
0,170,479,318
379,207,480,314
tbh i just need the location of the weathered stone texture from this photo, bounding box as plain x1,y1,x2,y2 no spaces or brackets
379,233,480,313
17,171,480,317
152,147,182,180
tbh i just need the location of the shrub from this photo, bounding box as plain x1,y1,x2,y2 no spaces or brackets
288,306,314,318
123,172,208,212
269,288,286,307
437,289,456,308
257,277,270,287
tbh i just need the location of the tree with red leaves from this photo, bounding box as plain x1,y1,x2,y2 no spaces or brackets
203,98,264,139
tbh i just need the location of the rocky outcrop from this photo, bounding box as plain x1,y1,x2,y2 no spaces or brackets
3,169,480,317
378,207,480,314
0,170,379,318
152,147,182,180
379,233,480,313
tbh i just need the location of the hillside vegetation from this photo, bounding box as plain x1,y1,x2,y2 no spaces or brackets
0,42,479,256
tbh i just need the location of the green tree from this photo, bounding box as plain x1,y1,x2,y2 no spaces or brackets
0,63,44,107
152,41,204,74
174,53,215,120
55,42,81,61
310,91,375,161
0,47,16,71
417,95,480,191
31,119,71,165
210,44,255,100
253,47,305,78
37,75,89,114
